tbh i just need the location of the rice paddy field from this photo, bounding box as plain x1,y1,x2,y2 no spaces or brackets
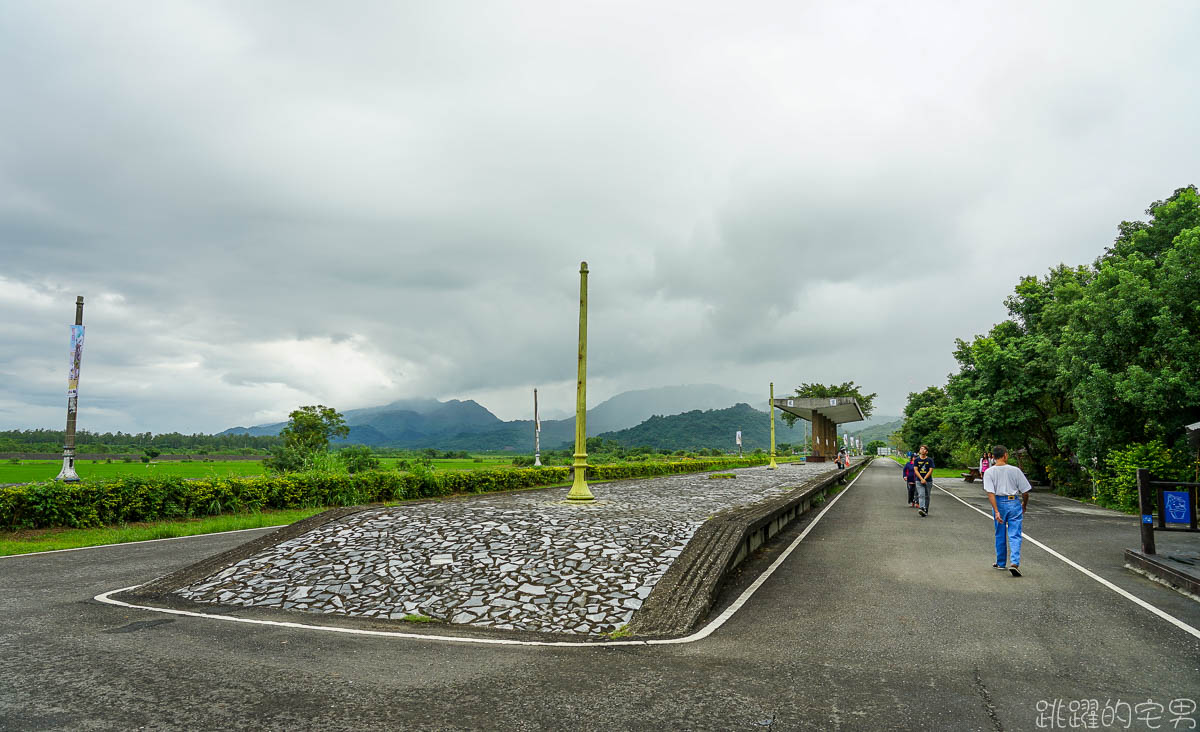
0,455,522,484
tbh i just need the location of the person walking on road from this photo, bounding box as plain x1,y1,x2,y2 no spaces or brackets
913,445,935,517
903,453,918,507
983,444,1032,577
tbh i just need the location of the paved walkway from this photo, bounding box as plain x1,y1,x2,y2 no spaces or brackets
4,458,1197,730
175,461,840,635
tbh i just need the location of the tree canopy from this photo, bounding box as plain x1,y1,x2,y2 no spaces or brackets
898,184,1200,503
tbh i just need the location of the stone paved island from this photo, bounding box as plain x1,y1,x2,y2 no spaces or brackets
174,462,840,636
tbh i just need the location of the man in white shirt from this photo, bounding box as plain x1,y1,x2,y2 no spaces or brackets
983,444,1032,577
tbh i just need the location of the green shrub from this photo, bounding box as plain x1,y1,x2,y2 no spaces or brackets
1094,440,1193,513
338,446,381,474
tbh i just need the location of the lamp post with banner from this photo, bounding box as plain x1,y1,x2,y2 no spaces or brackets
56,296,85,483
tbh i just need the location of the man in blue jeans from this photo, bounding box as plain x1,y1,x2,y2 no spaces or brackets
983,444,1032,577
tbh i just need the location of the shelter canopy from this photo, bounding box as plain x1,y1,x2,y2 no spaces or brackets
772,397,865,426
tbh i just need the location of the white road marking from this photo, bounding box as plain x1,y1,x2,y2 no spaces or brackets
93,468,868,647
934,481,1200,641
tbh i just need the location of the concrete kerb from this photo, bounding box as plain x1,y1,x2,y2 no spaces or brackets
95,464,871,648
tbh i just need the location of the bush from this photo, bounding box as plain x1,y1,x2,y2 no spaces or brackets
338,446,381,474
0,456,772,530
1094,440,1193,512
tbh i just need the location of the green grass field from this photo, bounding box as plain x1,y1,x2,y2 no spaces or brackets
0,459,268,484
0,456,529,484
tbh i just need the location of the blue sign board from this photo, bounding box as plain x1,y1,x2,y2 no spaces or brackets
1142,514,1154,524
1162,491,1192,525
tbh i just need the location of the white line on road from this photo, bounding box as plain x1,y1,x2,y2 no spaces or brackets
935,481,1200,641
94,468,867,648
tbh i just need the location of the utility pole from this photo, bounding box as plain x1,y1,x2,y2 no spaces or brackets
533,388,542,467
56,296,85,482
566,262,594,502
768,382,778,469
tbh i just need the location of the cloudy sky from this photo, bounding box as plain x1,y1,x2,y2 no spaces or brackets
2,1,1198,434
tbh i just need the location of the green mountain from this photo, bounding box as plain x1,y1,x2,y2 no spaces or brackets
595,403,804,452
220,384,763,451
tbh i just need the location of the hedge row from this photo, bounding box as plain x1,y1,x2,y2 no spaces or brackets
0,457,770,530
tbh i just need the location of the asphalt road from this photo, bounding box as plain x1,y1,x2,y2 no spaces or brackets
3,459,1198,730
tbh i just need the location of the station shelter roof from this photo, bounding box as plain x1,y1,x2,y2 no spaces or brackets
771,396,865,425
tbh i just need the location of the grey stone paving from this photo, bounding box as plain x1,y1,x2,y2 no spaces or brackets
175,461,840,636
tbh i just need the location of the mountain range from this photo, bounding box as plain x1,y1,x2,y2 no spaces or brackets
220,384,763,451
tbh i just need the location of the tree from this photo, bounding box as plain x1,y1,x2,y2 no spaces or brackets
942,264,1087,471
779,381,877,429
900,386,953,464
1060,190,1200,464
865,439,887,454
279,405,349,453
267,405,349,472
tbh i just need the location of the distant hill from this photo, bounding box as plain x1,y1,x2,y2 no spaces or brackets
584,384,760,434
847,418,903,445
219,384,761,451
596,403,803,452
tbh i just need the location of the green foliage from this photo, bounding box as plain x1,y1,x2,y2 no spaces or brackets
338,446,381,474
280,405,349,454
865,440,887,454
1093,440,1194,512
900,185,1200,491
143,448,161,460
899,387,955,465
266,405,350,473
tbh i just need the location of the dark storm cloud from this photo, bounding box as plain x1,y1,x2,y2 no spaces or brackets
2,1,1198,431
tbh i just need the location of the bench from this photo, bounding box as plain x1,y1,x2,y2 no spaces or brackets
961,467,982,483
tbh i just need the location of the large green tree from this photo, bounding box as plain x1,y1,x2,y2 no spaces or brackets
1060,186,1200,463
900,386,953,464
267,405,350,472
942,264,1088,469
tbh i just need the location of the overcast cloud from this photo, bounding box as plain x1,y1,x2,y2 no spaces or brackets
2,1,1198,433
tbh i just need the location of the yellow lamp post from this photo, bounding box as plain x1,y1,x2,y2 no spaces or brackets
566,261,595,502
768,382,778,469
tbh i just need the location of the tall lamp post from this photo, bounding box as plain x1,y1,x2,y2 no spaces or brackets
56,296,85,482
566,262,594,502
768,382,778,469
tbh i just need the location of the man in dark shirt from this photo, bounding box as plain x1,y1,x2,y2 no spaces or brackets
913,444,935,517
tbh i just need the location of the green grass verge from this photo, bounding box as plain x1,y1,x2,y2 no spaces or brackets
0,507,325,557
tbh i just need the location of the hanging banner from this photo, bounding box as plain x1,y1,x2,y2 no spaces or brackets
67,325,85,391
735,431,742,446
